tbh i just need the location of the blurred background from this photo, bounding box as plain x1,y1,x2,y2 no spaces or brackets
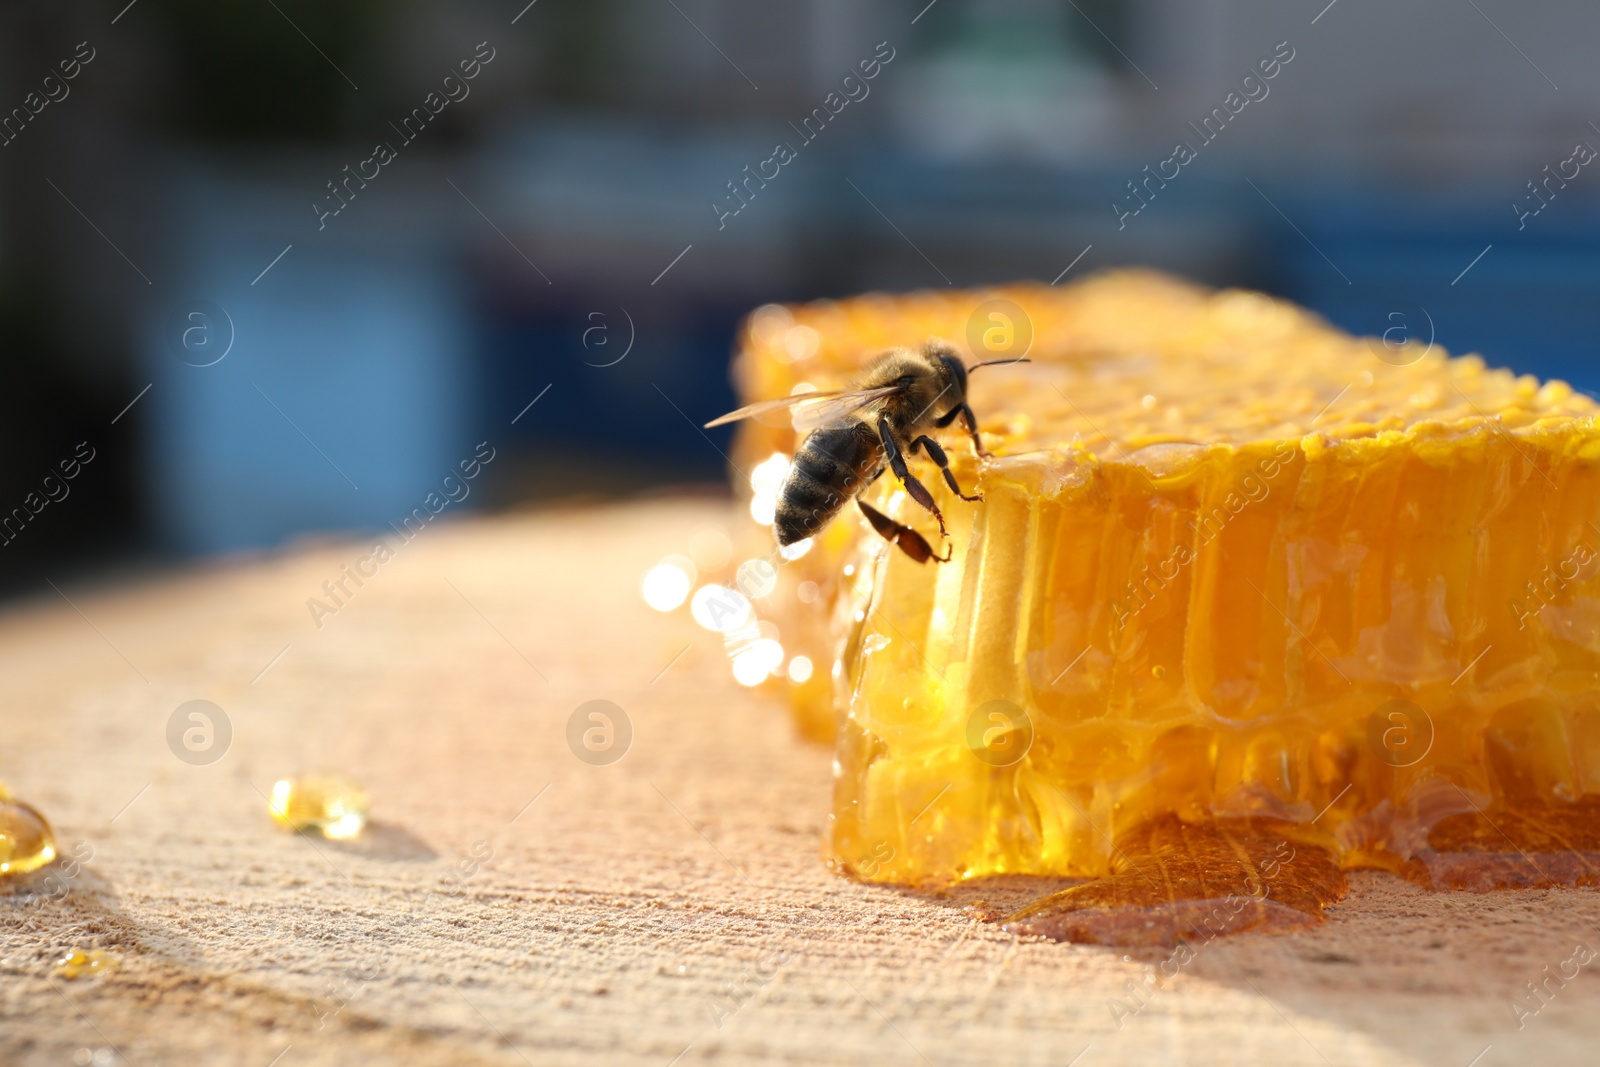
4,0,1599,593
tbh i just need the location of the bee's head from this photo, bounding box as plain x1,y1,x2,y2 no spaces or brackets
924,339,1030,404
925,340,969,403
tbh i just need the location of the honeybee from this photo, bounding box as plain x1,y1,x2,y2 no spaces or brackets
705,341,1027,562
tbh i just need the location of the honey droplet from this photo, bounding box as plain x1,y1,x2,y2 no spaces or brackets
0,788,58,876
269,775,368,840
53,949,118,980
1151,665,1167,680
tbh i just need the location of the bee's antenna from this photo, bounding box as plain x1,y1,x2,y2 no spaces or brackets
967,358,1031,371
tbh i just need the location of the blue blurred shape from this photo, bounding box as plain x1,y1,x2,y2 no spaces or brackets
143,158,472,556
1267,186,1600,398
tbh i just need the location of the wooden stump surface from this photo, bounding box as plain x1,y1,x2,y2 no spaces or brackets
1,498,1597,1066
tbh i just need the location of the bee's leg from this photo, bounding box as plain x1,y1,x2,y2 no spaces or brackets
877,418,947,537
910,435,982,502
857,499,951,564
940,404,979,460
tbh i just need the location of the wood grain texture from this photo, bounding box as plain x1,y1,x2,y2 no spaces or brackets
1,498,1598,1066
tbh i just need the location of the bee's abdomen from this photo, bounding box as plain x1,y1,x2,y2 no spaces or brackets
775,422,882,546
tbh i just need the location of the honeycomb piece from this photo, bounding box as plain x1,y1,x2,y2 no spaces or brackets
727,272,1600,919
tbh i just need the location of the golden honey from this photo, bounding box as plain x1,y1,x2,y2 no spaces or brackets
53,950,117,979
0,782,57,876
728,272,1600,941
269,775,368,840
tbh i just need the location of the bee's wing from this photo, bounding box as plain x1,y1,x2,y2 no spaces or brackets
787,386,909,432
703,385,906,431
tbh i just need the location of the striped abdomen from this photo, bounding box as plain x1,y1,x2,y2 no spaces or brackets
775,421,883,546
